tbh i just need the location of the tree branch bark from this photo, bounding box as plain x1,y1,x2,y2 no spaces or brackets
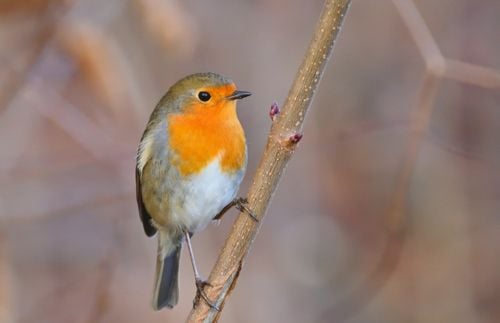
186,1,351,321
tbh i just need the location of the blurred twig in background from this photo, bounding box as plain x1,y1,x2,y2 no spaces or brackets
321,1,500,322
85,217,124,323
0,234,13,323
388,0,500,230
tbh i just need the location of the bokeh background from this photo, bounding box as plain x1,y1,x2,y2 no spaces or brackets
1,0,499,322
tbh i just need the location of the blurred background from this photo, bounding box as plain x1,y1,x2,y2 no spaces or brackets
0,0,499,322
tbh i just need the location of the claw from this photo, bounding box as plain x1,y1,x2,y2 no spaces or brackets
235,198,259,222
194,279,220,311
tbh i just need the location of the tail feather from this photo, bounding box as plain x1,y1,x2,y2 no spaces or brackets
152,243,181,310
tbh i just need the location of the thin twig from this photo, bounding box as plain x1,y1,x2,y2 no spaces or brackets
386,71,441,233
392,0,445,71
186,0,351,322
444,59,500,89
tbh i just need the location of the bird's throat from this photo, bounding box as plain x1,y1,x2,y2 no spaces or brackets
167,103,246,176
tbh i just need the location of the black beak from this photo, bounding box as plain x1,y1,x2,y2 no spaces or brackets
226,90,252,100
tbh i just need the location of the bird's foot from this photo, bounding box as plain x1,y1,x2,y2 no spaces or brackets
194,278,220,311
234,198,259,222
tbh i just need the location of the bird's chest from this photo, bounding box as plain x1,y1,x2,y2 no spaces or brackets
167,109,246,177
170,157,244,233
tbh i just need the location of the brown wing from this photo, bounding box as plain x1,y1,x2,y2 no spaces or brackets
136,166,157,237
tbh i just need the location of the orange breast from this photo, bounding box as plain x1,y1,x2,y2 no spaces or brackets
168,99,246,176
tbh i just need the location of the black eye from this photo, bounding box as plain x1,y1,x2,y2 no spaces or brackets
198,91,211,102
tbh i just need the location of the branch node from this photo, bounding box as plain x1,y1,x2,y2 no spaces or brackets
283,132,303,148
269,102,280,121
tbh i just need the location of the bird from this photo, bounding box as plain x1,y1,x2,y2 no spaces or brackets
135,72,255,310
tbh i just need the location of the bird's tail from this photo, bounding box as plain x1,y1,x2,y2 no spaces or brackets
152,234,181,310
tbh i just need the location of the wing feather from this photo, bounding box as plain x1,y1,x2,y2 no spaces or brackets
136,166,157,237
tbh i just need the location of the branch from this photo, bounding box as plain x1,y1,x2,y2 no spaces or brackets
186,0,352,322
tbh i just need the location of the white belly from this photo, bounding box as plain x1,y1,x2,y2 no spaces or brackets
170,157,244,233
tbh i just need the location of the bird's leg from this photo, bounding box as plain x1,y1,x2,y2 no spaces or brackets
213,197,259,222
212,200,235,221
184,231,219,311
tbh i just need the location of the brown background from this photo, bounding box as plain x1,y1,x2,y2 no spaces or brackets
0,0,499,322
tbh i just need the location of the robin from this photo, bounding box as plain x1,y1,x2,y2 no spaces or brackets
135,72,255,310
